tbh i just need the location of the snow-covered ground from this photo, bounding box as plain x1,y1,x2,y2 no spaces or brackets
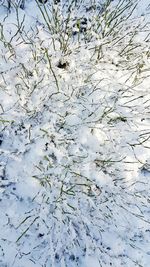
0,0,150,266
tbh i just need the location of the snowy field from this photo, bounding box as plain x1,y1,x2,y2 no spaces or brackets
0,0,150,266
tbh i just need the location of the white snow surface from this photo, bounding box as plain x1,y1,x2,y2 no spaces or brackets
0,0,150,266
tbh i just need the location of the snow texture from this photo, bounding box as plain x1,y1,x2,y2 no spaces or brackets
0,0,150,266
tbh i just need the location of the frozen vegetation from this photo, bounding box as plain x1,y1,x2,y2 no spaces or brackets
0,0,150,266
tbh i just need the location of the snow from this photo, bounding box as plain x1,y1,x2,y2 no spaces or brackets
0,0,150,266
